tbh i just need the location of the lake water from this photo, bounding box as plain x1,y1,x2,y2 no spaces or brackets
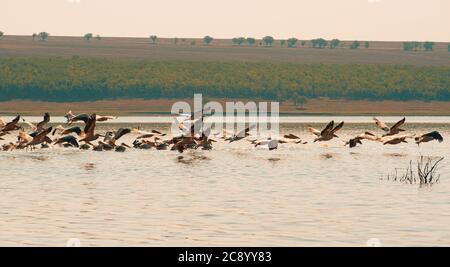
0,117,449,246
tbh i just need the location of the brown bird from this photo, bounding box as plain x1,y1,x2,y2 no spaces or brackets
26,127,53,149
79,114,103,145
1,115,21,132
373,117,406,137
345,132,380,148
311,121,344,142
54,135,79,148
415,131,444,145
383,136,410,145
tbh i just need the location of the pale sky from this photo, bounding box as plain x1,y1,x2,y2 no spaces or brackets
1,0,449,41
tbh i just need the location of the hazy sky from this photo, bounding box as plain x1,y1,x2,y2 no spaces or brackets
1,0,449,41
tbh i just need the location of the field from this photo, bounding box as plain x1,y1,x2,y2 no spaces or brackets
0,35,449,66
1,98,450,116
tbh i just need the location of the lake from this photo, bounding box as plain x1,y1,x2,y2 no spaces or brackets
0,117,449,246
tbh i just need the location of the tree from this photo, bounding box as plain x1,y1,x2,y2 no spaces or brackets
365,41,370,49
203,35,213,45
403,42,422,52
95,35,102,40
262,36,274,46
301,41,306,46
38,32,49,41
246,37,256,46
0,31,3,39
232,37,245,46
423,41,435,51
150,35,157,44
350,41,360,49
84,33,93,41
280,40,286,47
311,38,327,48
32,33,37,41
287,38,298,48
330,39,341,49
448,45,450,53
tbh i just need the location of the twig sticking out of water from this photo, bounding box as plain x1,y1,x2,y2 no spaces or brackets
386,156,444,185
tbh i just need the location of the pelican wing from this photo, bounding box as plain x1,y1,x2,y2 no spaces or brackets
391,117,406,131
373,118,390,132
331,121,344,134
114,128,132,141
321,121,334,136
308,127,321,137
423,131,444,142
84,114,97,135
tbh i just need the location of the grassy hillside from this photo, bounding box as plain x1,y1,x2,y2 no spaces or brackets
0,57,448,102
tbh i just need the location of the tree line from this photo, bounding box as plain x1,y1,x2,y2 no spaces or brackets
0,57,448,102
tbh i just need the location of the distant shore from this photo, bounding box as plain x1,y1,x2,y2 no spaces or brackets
1,98,450,116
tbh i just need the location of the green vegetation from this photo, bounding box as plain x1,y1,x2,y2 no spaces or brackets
350,41,361,49
448,44,450,53
32,33,37,41
95,35,102,40
84,33,93,41
365,41,370,49
0,31,4,39
287,38,298,48
311,38,327,48
232,37,246,46
38,32,49,41
0,57,448,102
423,41,435,51
330,39,341,49
203,36,213,45
150,35,157,44
280,40,286,47
262,36,274,47
246,38,256,46
403,41,435,52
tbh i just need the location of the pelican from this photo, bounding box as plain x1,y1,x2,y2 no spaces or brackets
79,114,103,145
35,113,50,132
195,136,216,150
2,142,16,151
383,135,411,145
253,139,279,150
310,121,344,142
227,125,256,143
54,135,79,148
415,131,444,145
0,117,5,128
1,115,21,133
115,143,131,152
52,125,85,137
26,127,53,149
65,111,90,125
96,115,118,122
373,117,406,137
345,132,380,148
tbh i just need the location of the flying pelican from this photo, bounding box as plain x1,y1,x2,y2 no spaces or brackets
310,121,344,142
65,111,90,125
345,132,381,148
54,135,79,148
383,135,411,145
52,125,85,137
253,139,279,150
415,131,444,145
373,117,406,137
26,127,53,149
1,115,21,133
79,114,103,145
227,125,256,143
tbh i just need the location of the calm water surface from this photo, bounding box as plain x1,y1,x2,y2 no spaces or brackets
0,117,449,246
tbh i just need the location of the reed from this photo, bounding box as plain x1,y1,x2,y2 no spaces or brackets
386,156,444,185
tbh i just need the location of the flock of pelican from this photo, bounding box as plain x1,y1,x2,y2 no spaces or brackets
0,111,445,153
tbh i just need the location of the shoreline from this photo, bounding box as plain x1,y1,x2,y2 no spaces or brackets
1,98,450,116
